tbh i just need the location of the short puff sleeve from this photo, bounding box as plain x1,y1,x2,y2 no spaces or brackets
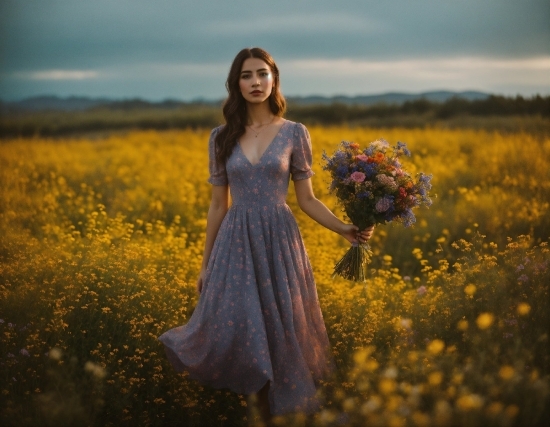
207,126,228,186
290,123,315,181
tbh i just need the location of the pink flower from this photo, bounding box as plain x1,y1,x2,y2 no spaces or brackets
375,197,392,212
417,285,427,295
356,154,369,162
350,171,366,183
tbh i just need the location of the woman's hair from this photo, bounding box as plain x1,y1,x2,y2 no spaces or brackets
214,47,286,165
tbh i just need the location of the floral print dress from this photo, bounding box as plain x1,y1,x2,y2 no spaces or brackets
158,120,335,415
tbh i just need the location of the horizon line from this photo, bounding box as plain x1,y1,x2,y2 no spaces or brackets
4,89,550,104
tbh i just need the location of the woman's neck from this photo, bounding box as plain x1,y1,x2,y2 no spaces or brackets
246,101,275,126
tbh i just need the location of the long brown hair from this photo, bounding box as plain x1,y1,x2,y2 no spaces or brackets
214,47,286,165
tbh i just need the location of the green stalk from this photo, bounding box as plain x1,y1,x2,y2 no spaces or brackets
332,243,373,282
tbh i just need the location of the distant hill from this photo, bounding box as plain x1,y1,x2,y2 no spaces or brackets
0,95,219,113
1,95,112,112
287,91,490,106
1,91,490,112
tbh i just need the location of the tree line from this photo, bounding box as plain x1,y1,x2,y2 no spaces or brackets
1,95,548,137
287,95,549,125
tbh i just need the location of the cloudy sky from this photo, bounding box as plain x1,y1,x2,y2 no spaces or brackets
1,0,549,101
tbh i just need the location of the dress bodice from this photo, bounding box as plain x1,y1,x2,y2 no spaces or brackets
208,120,315,207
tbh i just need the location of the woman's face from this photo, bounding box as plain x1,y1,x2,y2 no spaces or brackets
239,57,274,104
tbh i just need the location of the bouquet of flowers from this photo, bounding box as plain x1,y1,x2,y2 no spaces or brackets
322,139,433,281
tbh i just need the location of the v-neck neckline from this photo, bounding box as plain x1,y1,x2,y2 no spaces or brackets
238,120,288,167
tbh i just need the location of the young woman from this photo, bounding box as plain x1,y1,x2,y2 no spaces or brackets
158,47,374,420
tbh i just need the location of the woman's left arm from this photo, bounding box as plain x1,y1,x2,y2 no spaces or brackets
294,178,374,244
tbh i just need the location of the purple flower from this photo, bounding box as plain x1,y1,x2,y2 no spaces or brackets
418,173,433,189
364,163,378,178
534,261,548,273
321,151,335,169
384,210,398,222
518,274,529,283
417,285,427,295
357,160,369,170
20,349,30,357
7,353,15,358
403,276,411,281
375,196,393,212
516,264,524,272
397,141,411,157
357,191,372,199
401,209,416,227
0,319,4,324
336,165,348,179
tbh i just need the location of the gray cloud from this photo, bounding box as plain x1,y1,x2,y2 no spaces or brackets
1,0,549,99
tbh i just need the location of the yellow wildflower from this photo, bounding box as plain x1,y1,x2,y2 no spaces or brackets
428,371,443,386
476,312,494,329
379,378,397,395
457,320,468,331
84,361,107,379
499,365,515,381
353,346,374,365
464,284,476,296
517,302,531,316
427,339,445,355
456,394,484,411
365,359,379,372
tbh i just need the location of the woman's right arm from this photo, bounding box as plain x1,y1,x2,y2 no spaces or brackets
196,184,229,294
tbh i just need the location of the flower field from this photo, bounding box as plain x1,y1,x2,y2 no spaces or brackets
1,127,549,426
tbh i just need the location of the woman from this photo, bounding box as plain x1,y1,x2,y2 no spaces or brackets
158,47,374,420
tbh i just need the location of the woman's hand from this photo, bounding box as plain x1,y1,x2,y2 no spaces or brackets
196,271,205,295
340,224,375,244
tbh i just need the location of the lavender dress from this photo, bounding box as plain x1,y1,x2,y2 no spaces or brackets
158,120,335,415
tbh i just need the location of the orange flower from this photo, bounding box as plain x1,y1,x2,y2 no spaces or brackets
374,152,385,163
349,142,360,150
